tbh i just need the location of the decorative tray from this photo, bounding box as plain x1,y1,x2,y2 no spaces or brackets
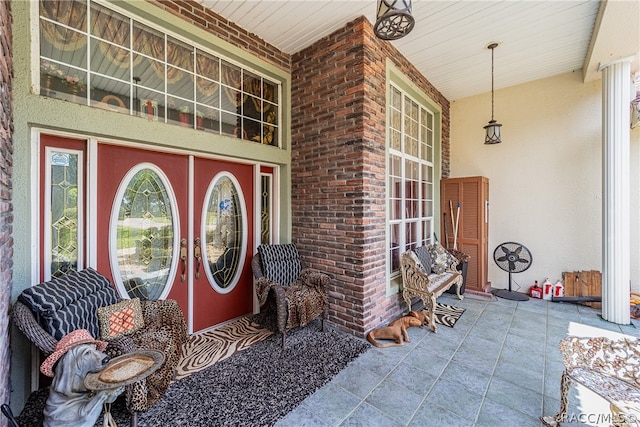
84,350,164,391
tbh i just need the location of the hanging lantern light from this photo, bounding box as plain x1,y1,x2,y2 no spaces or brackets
484,42,502,144
374,0,415,41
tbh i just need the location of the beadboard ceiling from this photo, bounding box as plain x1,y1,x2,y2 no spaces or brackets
199,0,639,101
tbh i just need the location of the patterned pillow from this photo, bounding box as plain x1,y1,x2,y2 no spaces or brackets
97,298,144,339
257,244,302,286
407,250,423,270
18,268,119,340
413,246,432,273
427,241,458,274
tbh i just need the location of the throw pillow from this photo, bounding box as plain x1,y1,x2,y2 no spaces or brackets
413,246,432,273
97,298,144,340
257,244,302,286
407,250,423,270
427,241,458,274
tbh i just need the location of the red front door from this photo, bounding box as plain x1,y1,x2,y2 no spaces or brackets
96,143,254,332
96,144,190,313
191,157,254,331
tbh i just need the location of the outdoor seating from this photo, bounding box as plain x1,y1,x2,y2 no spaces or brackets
541,335,640,427
400,243,464,333
251,243,329,348
12,268,188,427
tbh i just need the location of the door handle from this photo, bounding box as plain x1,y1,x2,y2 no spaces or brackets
180,238,187,282
194,237,202,279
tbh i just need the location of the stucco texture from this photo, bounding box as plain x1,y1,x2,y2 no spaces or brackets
451,71,640,293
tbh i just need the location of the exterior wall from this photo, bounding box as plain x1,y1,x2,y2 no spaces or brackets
147,0,290,71
0,0,13,423
450,71,640,293
290,17,450,337
9,0,292,413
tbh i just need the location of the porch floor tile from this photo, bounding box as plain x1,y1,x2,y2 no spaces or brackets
275,293,639,427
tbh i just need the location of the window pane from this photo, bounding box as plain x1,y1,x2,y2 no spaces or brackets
167,66,194,100
90,76,130,114
115,168,174,300
90,40,130,80
90,3,129,47
263,79,278,105
197,106,221,133
50,151,80,277
133,22,164,60
167,36,193,71
204,176,244,288
40,23,87,68
133,55,164,92
137,88,165,122
41,0,87,31
260,175,272,244
196,76,219,107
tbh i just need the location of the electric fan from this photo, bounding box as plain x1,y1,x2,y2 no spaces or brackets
493,242,533,301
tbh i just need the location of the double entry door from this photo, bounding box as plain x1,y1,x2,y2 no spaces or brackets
42,134,255,333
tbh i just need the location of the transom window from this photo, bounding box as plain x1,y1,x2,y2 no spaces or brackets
38,0,280,146
388,84,435,276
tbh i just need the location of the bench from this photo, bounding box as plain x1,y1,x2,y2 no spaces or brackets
541,335,640,427
400,243,464,333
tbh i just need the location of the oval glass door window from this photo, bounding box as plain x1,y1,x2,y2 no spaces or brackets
110,164,178,300
202,173,246,293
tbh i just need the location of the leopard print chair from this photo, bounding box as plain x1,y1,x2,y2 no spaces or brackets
252,244,329,348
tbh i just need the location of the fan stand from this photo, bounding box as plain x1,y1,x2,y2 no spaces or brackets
494,270,529,301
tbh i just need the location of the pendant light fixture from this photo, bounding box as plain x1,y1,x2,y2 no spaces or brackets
374,0,415,41
484,42,502,144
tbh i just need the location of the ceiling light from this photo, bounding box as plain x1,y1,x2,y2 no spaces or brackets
374,0,415,41
484,42,502,145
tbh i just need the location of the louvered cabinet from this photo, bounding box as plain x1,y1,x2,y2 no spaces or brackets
440,176,489,293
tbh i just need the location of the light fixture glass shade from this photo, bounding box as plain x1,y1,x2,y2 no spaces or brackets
484,120,502,144
374,0,415,41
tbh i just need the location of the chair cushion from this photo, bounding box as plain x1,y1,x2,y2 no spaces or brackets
97,298,145,339
18,268,119,340
258,244,302,286
413,246,432,273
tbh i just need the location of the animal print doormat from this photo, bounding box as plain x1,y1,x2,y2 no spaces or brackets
434,302,466,327
175,316,272,380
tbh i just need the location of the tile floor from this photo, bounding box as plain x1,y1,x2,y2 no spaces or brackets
276,293,640,427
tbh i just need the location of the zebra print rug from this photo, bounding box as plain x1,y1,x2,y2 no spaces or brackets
175,316,272,380
434,302,466,327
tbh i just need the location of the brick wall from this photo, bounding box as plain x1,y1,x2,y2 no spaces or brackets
0,0,13,423
147,0,290,72
291,17,450,337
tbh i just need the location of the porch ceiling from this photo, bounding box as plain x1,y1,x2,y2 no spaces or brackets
199,0,639,101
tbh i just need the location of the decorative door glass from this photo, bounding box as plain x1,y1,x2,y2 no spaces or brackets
112,166,177,300
202,174,245,291
47,148,83,278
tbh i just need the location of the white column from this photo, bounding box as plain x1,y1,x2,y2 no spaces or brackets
600,57,633,325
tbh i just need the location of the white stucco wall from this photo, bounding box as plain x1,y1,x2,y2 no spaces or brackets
450,71,640,294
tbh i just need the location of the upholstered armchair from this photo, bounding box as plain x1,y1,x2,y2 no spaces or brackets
12,268,188,427
251,244,329,348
